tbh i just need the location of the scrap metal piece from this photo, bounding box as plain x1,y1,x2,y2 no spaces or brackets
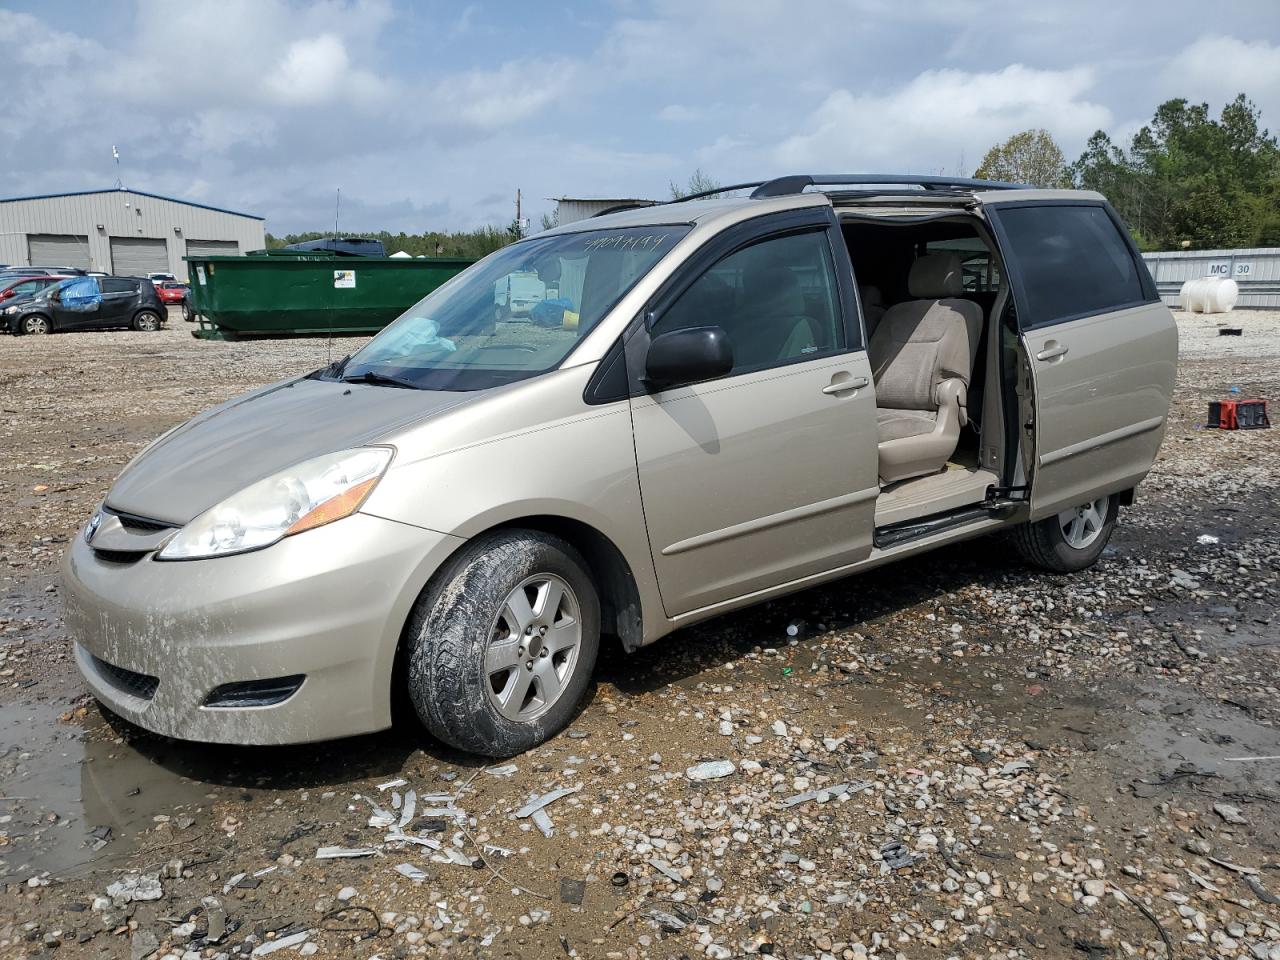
778,781,870,808
879,840,922,870
648,857,684,884
513,786,580,819
394,863,429,882
532,808,554,838
316,846,378,859
252,931,310,956
398,790,416,830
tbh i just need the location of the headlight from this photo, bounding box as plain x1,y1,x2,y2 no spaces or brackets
157,447,393,560
2,305,19,315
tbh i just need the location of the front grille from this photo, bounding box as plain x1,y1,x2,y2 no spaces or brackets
91,654,159,701
91,548,148,564
113,512,171,533
203,675,305,708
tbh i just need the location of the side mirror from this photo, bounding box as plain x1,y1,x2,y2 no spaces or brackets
644,326,733,389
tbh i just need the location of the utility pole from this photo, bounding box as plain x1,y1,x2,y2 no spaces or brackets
515,188,522,239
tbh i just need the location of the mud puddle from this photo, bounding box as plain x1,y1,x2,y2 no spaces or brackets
0,700,212,883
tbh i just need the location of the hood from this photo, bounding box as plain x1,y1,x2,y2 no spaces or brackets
106,377,477,525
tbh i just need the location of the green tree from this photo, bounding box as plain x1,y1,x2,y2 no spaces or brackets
974,129,1070,188
1071,94,1279,250
264,226,512,259
670,168,722,200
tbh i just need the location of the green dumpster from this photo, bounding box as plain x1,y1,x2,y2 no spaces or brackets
184,249,476,340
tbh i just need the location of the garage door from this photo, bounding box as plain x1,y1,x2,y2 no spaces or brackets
28,234,91,271
185,239,240,258
110,237,169,277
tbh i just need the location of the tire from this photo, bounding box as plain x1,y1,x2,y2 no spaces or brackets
182,301,195,323
20,314,50,335
1012,494,1118,573
406,530,600,756
133,310,162,332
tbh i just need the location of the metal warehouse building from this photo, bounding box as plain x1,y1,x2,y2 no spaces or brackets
0,188,265,282
1142,247,1280,309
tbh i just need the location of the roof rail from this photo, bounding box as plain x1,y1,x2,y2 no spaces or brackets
586,173,1030,220
751,174,1029,197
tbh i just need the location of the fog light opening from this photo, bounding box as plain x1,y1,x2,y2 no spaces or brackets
202,675,305,708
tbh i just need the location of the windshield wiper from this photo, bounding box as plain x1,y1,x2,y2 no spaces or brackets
311,353,351,380
341,370,421,390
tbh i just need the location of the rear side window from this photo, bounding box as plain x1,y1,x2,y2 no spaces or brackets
101,278,136,294
998,205,1147,328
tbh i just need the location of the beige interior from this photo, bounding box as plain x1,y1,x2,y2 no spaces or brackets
874,457,999,527
868,252,983,485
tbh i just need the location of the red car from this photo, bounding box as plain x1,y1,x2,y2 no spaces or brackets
156,281,189,304
0,274,68,305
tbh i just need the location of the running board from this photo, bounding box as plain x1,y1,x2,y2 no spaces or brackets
873,505,993,550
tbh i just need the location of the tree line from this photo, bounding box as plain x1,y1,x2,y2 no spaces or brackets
976,94,1280,250
264,227,513,260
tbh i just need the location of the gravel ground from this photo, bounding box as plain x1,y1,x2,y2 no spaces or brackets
0,308,1277,960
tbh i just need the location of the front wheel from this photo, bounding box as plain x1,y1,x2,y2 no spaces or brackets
20,314,51,335
132,310,162,332
1011,494,1118,572
406,530,600,756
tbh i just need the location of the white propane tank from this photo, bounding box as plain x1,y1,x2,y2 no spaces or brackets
1179,276,1240,314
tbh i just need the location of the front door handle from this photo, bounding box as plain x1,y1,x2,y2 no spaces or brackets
1035,341,1069,362
822,375,869,395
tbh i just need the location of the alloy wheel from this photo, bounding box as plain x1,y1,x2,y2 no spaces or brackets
483,574,582,722
1058,496,1109,550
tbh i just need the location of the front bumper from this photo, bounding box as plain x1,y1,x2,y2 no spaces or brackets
61,512,462,745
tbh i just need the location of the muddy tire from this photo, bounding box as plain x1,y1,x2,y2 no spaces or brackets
406,530,599,756
1012,494,1118,573
132,310,162,332
20,314,51,335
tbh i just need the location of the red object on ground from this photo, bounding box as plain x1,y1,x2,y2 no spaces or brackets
1207,398,1270,430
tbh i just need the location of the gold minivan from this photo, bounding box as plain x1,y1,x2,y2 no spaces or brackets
62,175,1177,756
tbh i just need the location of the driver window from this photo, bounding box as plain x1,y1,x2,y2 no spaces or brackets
653,230,844,375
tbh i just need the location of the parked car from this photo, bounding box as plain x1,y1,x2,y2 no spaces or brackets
156,280,189,305
62,174,1177,756
181,287,196,322
6,275,165,334
0,274,67,306
146,271,177,284
1,265,87,277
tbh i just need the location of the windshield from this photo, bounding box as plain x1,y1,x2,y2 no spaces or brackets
334,224,691,391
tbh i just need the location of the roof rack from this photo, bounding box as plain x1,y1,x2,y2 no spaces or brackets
750,174,1029,197
590,174,1029,218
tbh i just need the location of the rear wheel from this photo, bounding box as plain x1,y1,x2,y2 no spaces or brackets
406,530,599,756
1012,494,1117,572
132,310,161,332
20,314,50,335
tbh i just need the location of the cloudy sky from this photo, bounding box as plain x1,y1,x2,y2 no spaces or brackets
2,0,1277,234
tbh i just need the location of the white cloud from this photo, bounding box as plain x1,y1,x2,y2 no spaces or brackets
433,60,577,130
1164,36,1280,117
774,65,1111,171
265,33,385,105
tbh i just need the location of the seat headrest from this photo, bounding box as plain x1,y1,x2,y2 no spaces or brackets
743,265,806,317
859,284,884,307
907,253,964,299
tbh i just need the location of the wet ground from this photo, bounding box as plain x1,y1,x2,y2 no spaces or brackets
0,309,1278,959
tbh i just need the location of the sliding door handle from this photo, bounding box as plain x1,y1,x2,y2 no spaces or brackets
1035,341,1069,362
